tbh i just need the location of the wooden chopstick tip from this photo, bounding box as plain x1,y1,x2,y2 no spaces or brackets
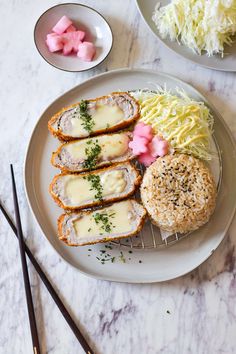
10,164,15,185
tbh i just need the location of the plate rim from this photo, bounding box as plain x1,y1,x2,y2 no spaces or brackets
24,68,236,283
33,2,114,73
135,0,236,72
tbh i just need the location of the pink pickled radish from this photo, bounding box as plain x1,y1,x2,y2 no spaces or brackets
61,31,85,54
138,152,156,167
62,30,85,42
63,38,82,53
66,24,76,32
77,41,96,61
129,136,149,156
52,15,72,35
133,122,153,140
46,17,96,59
63,41,74,55
46,33,57,40
133,122,145,134
62,31,85,54
149,135,168,157
46,35,63,52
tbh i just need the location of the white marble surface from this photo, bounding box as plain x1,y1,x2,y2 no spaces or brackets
0,1,236,353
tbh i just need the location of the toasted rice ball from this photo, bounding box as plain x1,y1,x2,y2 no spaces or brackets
141,154,217,234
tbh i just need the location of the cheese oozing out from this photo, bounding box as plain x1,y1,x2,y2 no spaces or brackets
65,133,129,160
61,170,127,205
67,104,125,137
73,200,136,239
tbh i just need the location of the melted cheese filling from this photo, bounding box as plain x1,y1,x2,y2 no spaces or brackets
73,201,135,239
62,170,127,205
65,104,125,136
101,171,126,195
65,133,129,160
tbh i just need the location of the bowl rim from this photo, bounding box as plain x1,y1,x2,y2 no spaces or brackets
33,2,114,72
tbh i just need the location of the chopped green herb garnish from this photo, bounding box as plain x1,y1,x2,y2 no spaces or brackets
72,100,95,133
96,254,116,264
128,250,133,254
88,248,92,251
83,139,101,170
166,310,171,314
119,251,126,263
93,210,115,234
84,174,103,200
88,228,92,233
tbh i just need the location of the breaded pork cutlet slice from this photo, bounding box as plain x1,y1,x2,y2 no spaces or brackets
141,154,216,234
48,92,140,141
50,162,141,210
58,199,146,246
51,132,135,173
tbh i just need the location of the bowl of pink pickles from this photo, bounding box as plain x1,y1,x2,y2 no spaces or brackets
34,3,113,72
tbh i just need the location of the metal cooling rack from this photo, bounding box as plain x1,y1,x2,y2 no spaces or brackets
113,225,190,250
112,135,222,251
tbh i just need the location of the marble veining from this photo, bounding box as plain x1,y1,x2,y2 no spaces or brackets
0,1,236,353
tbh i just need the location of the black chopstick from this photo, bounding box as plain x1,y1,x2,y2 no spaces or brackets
0,201,94,354
10,164,41,354
5,166,94,354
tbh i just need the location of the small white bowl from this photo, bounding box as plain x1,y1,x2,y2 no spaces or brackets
34,3,113,72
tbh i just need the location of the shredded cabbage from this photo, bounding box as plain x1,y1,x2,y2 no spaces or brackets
152,0,236,56
132,89,214,160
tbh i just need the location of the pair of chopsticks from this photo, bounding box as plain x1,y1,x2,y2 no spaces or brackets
0,165,94,354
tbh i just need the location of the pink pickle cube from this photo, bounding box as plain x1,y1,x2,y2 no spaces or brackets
66,24,76,32
62,38,82,54
134,122,145,130
46,35,63,52
52,15,72,35
62,31,85,53
75,30,85,41
63,41,74,55
62,30,85,42
77,41,96,61
133,122,153,141
149,135,168,158
46,33,57,40
128,136,149,156
138,152,156,167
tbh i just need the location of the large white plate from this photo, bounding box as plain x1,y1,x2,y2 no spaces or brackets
136,0,236,72
24,69,236,283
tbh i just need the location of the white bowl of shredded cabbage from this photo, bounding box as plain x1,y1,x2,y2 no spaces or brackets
153,0,236,57
136,0,236,71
